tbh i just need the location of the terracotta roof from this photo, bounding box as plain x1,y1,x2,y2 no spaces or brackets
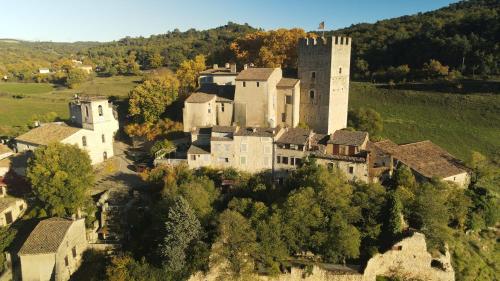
234,126,281,137
187,145,210,155
328,130,368,146
276,128,311,145
15,123,80,146
277,78,299,88
372,139,399,154
236,68,276,81
0,144,12,156
19,217,74,255
390,140,468,179
0,197,20,213
185,92,216,103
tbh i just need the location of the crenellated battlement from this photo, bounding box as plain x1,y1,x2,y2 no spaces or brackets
299,36,351,47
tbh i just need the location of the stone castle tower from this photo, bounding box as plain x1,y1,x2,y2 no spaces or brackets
298,36,351,134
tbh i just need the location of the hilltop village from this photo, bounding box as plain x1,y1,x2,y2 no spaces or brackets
0,36,488,281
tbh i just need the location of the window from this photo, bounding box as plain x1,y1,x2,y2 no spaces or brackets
295,158,302,166
224,158,229,163
282,157,289,165
19,204,24,211
281,113,286,122
240,143,247,153
82,136,87,147
335,37,339,44
208,108,211,113
103,151,108,160
256,82,260,87
85,106,89,117
243,81,246,87
101,134,105,143
340,37,344,44
276,156,281,164
5,212,12,224
72,246,77,258
311,71,316,80
65,256,69,266
290,158,295,166
290,144,298,150
98,105,103,116
309,90,315,99
190,155,196,161
285,95,292,105
240,156,247,165
221,103,225,112
349,166,354,174
339,67,342,74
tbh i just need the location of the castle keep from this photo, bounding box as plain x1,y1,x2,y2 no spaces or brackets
298,36,351,134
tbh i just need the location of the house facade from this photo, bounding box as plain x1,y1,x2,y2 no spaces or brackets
15,96,119,165
18,218,88,281
0,182,26,226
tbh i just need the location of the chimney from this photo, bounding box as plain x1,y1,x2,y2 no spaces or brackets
213,64,218,69
225,63,230,69
243,64,248,70
230,63,237,73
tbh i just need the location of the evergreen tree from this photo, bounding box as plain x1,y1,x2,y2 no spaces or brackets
160,196,201,273
381,192,403,248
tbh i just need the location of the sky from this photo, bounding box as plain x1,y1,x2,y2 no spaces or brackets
0,0,459,42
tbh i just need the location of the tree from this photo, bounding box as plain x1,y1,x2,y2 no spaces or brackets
0,227,16,273
106,254,168,281
177,177,218,223
150,139,176,159
393,165,416,189
148,52,164,69
175,55,206,95
381,192,403,247
213,210,257,280
348,107,383,138
230,28,308,68
26,143,94,216
422,59,449,79
66,68,89,88
323,213,361,264
160,196,201,273
128,71,179,123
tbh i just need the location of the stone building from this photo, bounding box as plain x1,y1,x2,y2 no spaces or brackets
15,96,119,165
372,140,470,187
18,217,88,281
298,36,351,134
0,181,26,226
199,63,238,86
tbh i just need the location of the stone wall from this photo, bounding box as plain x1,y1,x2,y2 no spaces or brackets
189,232,454,281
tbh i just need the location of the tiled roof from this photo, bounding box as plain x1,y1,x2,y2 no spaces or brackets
216,96,233,103
390,140,468,179
15,123,80,146
0,197,20,213
235,68,276,81
187,145,210,155
18,217,74,255
311,151,367,163
200,67,238,75
328,130,368,146
185,92,216,103
371,139,399,154
276,128,311,145
234,126,281,137
277,78,299,88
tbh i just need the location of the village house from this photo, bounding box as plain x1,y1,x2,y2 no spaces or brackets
372,139,470,187
38,68,50,74
199,63,238,86
0,179,26,226
0,144,14,177
15,96,119,165
18,217,88,281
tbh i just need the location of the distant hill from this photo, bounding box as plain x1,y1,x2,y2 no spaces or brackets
335,0,500,77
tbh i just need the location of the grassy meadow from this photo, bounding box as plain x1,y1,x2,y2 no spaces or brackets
0,76,140,135
350,82,500,161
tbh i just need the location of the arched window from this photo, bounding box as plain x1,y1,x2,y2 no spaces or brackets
98,105,103,116
101,134,105,143
82,136,87,147
339,67,342,74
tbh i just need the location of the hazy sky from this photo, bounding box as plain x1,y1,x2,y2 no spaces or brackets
1,0,458,42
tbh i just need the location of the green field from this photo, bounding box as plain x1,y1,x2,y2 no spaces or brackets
350,82,500,161
0,76,140,135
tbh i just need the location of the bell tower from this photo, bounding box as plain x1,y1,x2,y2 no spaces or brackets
298,36,351,134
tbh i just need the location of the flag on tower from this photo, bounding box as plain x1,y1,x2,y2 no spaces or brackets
318,21,325,30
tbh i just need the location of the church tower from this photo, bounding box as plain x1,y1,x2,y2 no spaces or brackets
69,95,119,132
298,36,351,134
